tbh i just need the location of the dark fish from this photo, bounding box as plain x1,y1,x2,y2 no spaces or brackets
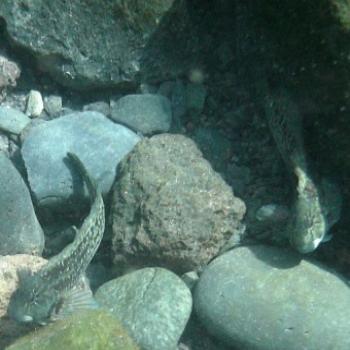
8,152,105,325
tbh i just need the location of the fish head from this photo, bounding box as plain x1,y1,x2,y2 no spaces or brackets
7,270,58,325
288,191,327,254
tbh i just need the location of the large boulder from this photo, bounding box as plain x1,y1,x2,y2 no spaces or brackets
0,0,198,90
21,111,140,211
0,152,44,255
95,267,192,350
194,245,350,350
111,134,246,273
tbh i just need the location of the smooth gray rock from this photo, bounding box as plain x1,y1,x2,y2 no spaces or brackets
194,245,350,350
0,153,44,255
110,94,172,135
0,106,31,135
21,111,140,210
111,134,246,273
95,267,192,350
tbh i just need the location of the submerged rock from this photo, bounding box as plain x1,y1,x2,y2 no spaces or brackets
0,152,44,255
21,111,140,211
6,309,139,350
110,94,172,135
194,245,350,350
0,0,196,90
0,255,47,349
0,106,31,135
95,267,192,350
111,134,246,273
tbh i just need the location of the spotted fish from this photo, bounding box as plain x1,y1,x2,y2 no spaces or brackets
8,152,105,325
264,89,342,253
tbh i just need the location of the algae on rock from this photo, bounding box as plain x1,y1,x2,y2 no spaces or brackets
6,309,139,350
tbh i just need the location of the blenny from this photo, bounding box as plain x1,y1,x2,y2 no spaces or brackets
264,89,342,253
8,152,105,325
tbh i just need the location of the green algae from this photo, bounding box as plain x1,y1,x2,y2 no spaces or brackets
6,309,139,350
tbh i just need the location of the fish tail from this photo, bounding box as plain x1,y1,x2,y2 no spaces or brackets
67,152,97,201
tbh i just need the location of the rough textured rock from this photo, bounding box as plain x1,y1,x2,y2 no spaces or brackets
95,267,192,350
21,111,140,211
0,106,31,135
0,152,44,255
6,309,139,350
0,255,47,349
111,134,246,273
110,94,172,134
0,54,20,99
0,0,199,90
194,245,350,350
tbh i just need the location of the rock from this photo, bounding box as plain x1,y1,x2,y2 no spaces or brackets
0,106,31,135
83,101,110,116
0,54,20,98
44,95,62,118
110,94,172,135
0,152,44,255
25,90,44,118
192,127,232,171
95,267,192,350
21,111,140,211
255,203,290,223
194,245,350,350
171,80,187,120
0,132,9,155
186,83,207,113
0,0,198,90
0,254,47,349
6,309,139,350
111,134,246,273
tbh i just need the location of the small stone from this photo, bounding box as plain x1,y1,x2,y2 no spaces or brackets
83,101,110,116
181,271,199,290
256,203,290,222
44,95,62,117
110,93,172,134
26,90,44,118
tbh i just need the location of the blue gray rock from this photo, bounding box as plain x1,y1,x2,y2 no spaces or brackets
21,111,140,210
95,267,192,350
0,106,31,135
0,153,44,255
110,94,172,135
194,245,350,350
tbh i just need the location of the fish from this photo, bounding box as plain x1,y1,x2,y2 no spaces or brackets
7,152,105,325
264,89,341,253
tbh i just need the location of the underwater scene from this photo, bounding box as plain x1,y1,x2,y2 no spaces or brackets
0,0,349,349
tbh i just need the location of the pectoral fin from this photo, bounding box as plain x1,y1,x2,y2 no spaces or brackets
50,279,99,321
